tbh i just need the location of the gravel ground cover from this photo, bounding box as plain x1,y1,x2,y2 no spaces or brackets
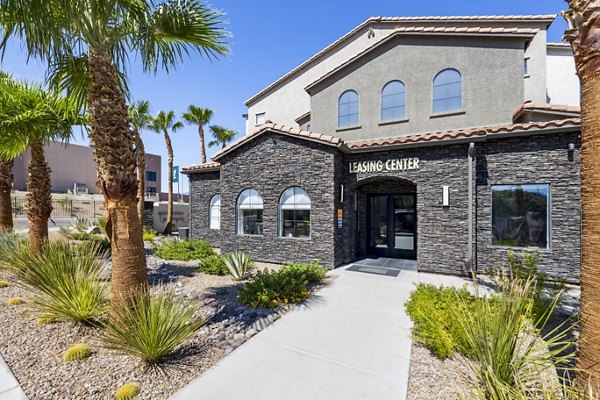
0,245,324,400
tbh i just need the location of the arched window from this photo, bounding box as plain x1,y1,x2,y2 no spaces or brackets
237,189,263,235
381,80,406,121
279,187,311,239
432,69,462,113
209,195,221,230
338,90,359,128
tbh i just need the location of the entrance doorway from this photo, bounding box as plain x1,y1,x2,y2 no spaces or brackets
367,194,416,259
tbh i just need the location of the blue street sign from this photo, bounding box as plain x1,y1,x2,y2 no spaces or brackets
172,165,179,183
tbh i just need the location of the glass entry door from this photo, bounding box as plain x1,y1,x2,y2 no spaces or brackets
367,194,416,259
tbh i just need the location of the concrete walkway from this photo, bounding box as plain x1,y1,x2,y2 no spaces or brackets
0,354,28,400
171,263,470,400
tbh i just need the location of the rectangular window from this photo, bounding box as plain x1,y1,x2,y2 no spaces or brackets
492,184,550,249
146,186,157,193
281,209,310,239
240,209,263,235
255,112,266,126
146,171,157,182
524,57,530,76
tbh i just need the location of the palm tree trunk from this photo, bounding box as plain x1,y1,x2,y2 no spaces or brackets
0,158,13,232
199,125,207,164
565,2,600,386
163,130,174,235
134,128,146,227
27,140,52,255
88,50,148,307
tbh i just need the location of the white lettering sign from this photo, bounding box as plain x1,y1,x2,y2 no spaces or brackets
348,158,420,174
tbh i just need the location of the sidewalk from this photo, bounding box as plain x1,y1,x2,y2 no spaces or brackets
171,264,470,400
0,354,28,400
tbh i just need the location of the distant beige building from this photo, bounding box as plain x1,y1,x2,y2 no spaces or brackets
11,142,162,196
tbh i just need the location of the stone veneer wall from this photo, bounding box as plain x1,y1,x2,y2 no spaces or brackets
342,144,473,275
218,132,338,267
143,201,154,230
475,132,581,283
188,171,221,247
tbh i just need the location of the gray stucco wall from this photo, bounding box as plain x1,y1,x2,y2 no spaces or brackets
309,36,525,141
217,132,339,267
475,132,581,283
188,171,221,247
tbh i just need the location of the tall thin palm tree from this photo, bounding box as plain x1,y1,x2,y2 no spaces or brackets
129,100,153,225
182,105,213,164
564,0,600,386
148,111,183,236
0,0,229,306
0,73,82,253
208,125,237,149
0,158,13,232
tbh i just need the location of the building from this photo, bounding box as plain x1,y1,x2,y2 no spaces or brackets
11,142,162,196
184,14,582,282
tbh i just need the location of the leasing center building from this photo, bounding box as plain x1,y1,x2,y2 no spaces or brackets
183,15,582,282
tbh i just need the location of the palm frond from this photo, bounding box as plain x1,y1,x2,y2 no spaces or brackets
182,104,213,125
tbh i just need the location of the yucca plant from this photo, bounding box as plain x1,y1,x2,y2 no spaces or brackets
63,343,92,362
222,252,254,281
453,276,575,398
101,290,206,364
114,383,141,400
3,241,109,323
0,232,26,269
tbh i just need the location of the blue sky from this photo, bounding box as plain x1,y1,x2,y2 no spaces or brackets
2,0,570,194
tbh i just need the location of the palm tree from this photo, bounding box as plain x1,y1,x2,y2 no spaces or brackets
0,158,13,232
0,0,229,306
0,73,82,253
148,111,183,236
182,105,213,164
208,125,237,149
129,100,153,225
563,0,600,386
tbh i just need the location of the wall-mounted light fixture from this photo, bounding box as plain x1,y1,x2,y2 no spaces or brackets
568,143,575,162
442,185,450,207
340,184,345,203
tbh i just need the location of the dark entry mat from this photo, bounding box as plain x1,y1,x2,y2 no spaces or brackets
346,264,401,277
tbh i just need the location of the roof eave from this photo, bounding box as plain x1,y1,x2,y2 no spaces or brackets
181,166,221,174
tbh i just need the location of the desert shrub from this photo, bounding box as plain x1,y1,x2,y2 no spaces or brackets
95,216,108,235
198,255,228,276
4,241,109,324
63,343,92,362
142,227,157,241
405,284,476,359
0,232,27,269
152,239,214,261
101,290,207,364
7,297,24,305
222,252,253,280
76,234,111,255
114,383,141,400
453,277,574,399
239,262,327,308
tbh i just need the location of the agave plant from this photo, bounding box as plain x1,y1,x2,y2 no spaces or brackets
222,252,254,281
101,290,206,364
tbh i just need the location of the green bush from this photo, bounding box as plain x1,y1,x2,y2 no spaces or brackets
76,234,111,255
222,252,253,280
95,216,108,235
405,284,475,359
239,262,327,308
142,227,157,241
101,290,207,364
198,255,228,276
153,239,215,261
4,241,109,324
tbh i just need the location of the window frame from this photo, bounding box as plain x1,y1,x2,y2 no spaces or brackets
255,112,266,126
209,194,221,230
432,68,463,115
524,57,530,78
337,90,360,129
236,188,264,236
380,80,407,122
490,183,552,250
278,187,311,240
146,170,157,182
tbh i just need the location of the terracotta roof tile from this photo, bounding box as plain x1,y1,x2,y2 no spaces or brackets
181,162,220,172
393,26,539,35
513,101,581,121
